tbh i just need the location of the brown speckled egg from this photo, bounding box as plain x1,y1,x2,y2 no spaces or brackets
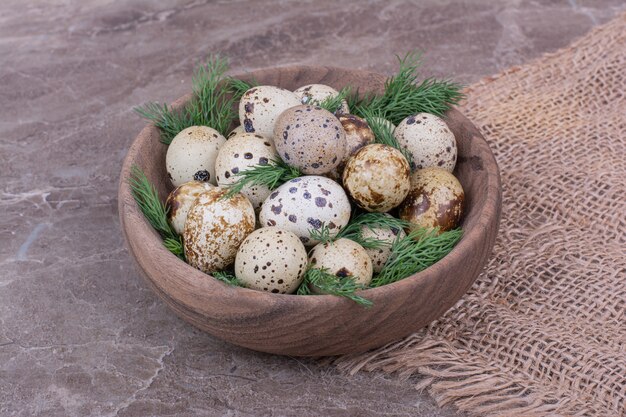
360,217,407,273
273,105,346,175
342,144,411,213
293,84,350,114
215,132,278,209
234,227,308,294
393,113,457,172
309,238,373,289
258,176,351,246
183,187,255,273
327,114,375,181
165,181,215,235
166,126,226,187
399,167,464,232
239,86,301,138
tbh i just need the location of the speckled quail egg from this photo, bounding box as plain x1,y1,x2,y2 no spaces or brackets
234,227,308,294
399,167,464,232
273,105,346,175
309,238,373,289
227,125,244,138
239,86,301,138
166,126,226,187
183,187,255,273
327,114,375,181
360,219,406,273
393,113,457,172
215,132,278,209
293,84,350,115
342,143,411,212
165,181,215,235
259,176,351,246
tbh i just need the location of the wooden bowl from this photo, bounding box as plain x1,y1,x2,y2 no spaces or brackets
118,66,501,356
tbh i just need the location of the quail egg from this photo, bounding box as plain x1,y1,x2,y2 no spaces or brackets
273,105,346,175
215,132,278,209
165,181,215,235
234,227,308,294
342,143,411,212
239,86,301,138
166,126,226,187
183,187,255,273
309,238,373,288
293,84,350,114
399,167,464,232
258,176,351,246
327,114,375,180
393,113,457,172
360,219,406,273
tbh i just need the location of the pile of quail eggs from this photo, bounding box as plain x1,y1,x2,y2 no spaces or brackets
164,84,465,294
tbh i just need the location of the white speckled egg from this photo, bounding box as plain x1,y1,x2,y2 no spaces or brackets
393,113,457,172
399,167,464,232
273,105,346,175
235,227,308,294
165,181,215,235
294,84,350,114
360,219,406,273
239,86,301,138
342,143,411,212
309,238,373,288
215,132,278,209
166,126,226,187
183,187,255,273
258,176,351,246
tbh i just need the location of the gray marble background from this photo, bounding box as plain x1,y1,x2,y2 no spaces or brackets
1,1,624,416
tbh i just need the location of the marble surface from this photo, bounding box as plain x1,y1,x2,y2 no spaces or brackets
1,1,623,416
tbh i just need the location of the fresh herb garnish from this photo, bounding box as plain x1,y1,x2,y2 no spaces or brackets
370,228,463,287
212,270,245,287
223,158,302,199
298,267,372,307
129,165,185,260
351,52,465,124
316,87,351,114
134,55,255,144
362,108,414,167
309,213,410,249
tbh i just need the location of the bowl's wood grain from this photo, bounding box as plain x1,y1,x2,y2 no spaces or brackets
118,66,501,356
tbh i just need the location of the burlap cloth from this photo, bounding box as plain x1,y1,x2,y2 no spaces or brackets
332,13,626,417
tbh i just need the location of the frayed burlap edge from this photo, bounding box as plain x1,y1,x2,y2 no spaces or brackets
329,12,626,417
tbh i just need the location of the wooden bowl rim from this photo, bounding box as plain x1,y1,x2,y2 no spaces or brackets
119,65,500,312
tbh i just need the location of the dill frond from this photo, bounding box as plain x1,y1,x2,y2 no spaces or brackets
222,158,302,200
212,270,245,287
370,228,463,287
298,268,372,307
129,165,185,260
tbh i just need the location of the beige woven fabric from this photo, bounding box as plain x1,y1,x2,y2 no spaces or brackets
333,13,626,417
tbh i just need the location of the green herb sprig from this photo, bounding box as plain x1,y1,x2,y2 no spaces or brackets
297,268,372,307
316,87,351,114
309,213,410,249
350,52,464,124
223,158,302,199
129,166,185,260
212,270,245,287
370,228,463,287
134,56,255,144
362,109,414,166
